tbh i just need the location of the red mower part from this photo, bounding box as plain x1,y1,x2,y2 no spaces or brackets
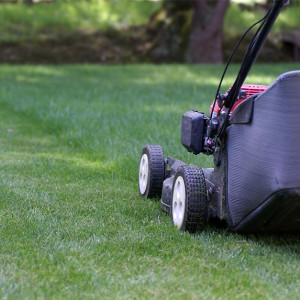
210,84,269,117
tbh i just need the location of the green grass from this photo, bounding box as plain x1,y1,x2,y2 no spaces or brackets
0,64,300,299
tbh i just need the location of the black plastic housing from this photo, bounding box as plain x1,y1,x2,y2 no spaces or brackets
181,111,207,155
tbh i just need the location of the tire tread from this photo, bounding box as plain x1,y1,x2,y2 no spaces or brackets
141,145,164,198
172,165,207,233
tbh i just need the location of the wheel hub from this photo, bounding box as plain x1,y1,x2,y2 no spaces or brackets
172,176,185,228
139,154,149,194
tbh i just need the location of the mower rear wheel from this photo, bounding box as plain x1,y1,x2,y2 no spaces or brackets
139,145,165,198
171,165,208,233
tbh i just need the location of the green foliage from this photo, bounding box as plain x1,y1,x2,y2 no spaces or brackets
276,3,300,31
0,64,300,298
0,0,162,41
225,2,300,37
1,1,299,43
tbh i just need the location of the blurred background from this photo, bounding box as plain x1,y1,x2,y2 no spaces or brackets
0,0,299,64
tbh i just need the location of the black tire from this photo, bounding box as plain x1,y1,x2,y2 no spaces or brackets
171,165,207,233
138,145,165,198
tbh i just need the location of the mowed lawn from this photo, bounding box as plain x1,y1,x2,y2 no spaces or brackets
0,64,299,299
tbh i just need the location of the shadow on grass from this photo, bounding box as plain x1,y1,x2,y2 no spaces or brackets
206,218,300,253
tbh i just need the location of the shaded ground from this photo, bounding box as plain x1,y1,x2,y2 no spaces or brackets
0,28,148,64
0,26,296,64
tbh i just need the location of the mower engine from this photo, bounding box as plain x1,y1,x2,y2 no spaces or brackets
210,84,269,117
180,84,269,156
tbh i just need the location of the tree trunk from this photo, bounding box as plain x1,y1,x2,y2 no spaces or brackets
147,0,193,62
186,0,229,63
147,0,229,64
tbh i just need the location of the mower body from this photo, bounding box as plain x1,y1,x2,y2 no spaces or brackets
160,71,300,232
139,0,297,233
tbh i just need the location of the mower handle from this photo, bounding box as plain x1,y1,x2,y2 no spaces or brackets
274,0,289,5
223,0,289,111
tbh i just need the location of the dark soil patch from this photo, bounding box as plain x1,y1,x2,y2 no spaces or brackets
0,26,295,64
0,27,151,64
223,35,294,63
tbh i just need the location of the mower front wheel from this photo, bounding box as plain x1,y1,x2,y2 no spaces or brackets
171,165,208,233
139,145,165,198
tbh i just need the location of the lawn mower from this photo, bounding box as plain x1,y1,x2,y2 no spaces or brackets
138,0,300,233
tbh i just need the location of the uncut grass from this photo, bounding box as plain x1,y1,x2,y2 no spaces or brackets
0,64,299,298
